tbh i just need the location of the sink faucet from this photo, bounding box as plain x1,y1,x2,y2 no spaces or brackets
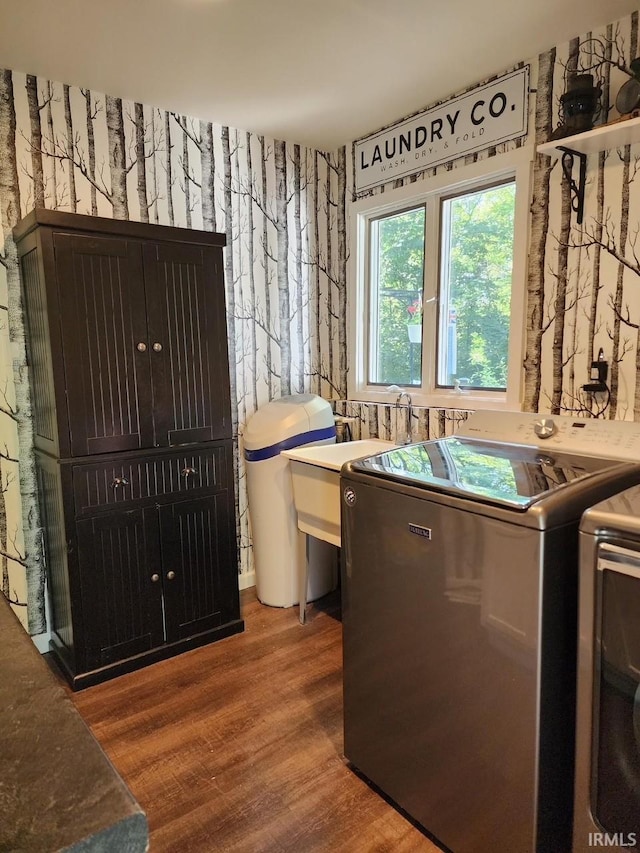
395,391,413,444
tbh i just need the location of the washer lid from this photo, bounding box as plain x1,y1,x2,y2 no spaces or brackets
351,437,629,510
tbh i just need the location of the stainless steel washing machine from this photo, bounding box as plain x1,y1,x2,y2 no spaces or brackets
575,486,640,852
341,411,640,853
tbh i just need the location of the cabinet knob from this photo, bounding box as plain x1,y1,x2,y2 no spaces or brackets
111,476,129,489
151,573,160,582
136,342,147,352
167,570,176,581
152,342,163,352
181,467,197,478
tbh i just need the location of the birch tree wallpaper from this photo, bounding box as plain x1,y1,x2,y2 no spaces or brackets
0,71,346,634
345,10,640,425
339,11,640,428
1,5,640,637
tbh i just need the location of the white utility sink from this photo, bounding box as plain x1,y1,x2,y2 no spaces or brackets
283,439,396,548
283,438,396,623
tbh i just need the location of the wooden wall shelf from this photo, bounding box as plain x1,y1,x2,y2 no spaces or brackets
537,115,640,158
536,117,640,223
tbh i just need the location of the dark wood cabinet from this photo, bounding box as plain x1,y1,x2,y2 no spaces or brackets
76,505,165,668
24,222,231,458
74,460,236,675
16,210,243,689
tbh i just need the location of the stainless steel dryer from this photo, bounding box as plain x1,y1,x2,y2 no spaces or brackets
341,411,640,853
574,486,640,852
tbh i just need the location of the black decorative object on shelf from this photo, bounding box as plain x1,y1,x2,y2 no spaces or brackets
545,73,603,225
550,74,603,141
615,58,640,116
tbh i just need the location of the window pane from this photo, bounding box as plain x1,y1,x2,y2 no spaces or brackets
368,206,425,386
438,182,515,390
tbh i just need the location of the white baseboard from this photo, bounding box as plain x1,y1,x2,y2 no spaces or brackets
238,570,256,591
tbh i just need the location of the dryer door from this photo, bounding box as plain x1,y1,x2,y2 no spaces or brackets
594,544,640,845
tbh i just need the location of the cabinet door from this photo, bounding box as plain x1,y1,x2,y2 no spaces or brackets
77,507,164,671
143,242,231,446
159,493,235,641
55,233,154,456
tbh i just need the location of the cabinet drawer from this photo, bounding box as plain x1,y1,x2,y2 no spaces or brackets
72,446,229,514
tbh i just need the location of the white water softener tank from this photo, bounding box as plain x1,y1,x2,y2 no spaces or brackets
244,394,337,608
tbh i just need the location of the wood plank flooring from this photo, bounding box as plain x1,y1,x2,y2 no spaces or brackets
67,588,441,853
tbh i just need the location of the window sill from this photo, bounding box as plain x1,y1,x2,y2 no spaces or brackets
347,388,523,412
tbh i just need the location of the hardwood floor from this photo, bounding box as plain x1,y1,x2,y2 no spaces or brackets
68,588,440,853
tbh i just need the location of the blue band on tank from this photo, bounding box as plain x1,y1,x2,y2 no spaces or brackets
244,425,337,462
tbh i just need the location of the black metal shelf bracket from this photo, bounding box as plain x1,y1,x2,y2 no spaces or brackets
558,146,587,225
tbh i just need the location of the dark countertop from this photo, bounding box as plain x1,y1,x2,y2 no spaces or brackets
0,598,148,853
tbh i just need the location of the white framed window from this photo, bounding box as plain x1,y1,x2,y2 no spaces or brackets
348,147,533,410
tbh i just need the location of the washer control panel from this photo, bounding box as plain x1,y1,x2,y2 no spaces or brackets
458,411,640,461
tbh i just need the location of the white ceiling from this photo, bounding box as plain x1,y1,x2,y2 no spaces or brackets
1,0,638,150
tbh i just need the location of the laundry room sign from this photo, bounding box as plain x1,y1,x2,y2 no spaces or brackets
354,66,529,194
